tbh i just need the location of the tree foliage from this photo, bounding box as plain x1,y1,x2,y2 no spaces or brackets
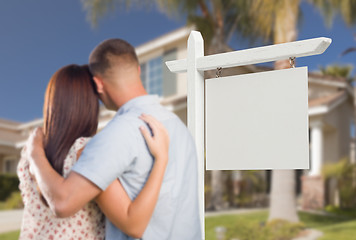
81,0,267,52
322,158,356,208
309,0,356,27
319,64,353,82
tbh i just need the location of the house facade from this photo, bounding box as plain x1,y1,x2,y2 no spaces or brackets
303,73,354,209
0,27,354,209
0,27,192,175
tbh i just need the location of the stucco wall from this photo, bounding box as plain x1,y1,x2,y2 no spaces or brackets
175,42,187,97
323,128,338,164
322,99,353,164
174,107,187,125
337,101,353,160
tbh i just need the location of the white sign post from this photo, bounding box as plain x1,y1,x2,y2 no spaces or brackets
165,31,331,239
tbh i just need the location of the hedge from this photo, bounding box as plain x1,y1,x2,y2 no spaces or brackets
0,174,19,201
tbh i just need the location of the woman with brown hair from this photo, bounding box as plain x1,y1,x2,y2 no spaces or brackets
17,64,169,239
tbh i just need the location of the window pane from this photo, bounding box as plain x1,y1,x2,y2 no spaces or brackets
147,56,163,96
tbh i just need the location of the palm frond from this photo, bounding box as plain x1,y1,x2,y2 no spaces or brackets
81,0,154,27
187,15,214,46
319,64,353,79
308,0,335,27
310,0,356,27
341,47,356,57
155,0,201,18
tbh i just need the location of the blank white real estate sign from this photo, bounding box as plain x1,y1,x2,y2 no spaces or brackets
205,67,310,170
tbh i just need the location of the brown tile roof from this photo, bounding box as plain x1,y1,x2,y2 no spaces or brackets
308,91,346,108
308,72,348,83
0,118,21,126
252,65,348,84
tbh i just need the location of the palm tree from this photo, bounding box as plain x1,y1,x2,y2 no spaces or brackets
248,0,356,223
246,0,300,223
313,0,356,57
81,0,356,222
341,34,356,57
82,0,255,54
149,1,255,211
319,64,353,81
81,0,257,211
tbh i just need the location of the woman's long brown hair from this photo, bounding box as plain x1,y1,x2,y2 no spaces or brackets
43,64,99,175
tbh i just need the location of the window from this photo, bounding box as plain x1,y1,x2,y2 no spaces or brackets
4,159,17,173
140,49,178,97
140,56,163,96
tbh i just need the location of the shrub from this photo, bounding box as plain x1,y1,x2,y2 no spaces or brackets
265,219,305,240
322,158,356,209
0,174,19,201
225,219,304,240
325,205,356,218
4,191,23,209
233,171,268,208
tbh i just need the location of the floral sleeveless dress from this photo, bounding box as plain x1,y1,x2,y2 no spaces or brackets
17,137,105,240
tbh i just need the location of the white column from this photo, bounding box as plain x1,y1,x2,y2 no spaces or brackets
309,121,323,176
187,31,205,238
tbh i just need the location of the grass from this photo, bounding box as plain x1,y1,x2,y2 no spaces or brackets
206,210,356,240
206,211,268,239
0,202,6,210
0,192,23,211
304,213,356,240
318,220,356,240
1,210,355,240
0,230,20,240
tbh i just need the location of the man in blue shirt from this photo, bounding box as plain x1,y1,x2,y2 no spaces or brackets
27,39,202,239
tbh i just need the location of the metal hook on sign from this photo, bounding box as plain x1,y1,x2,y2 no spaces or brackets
289,57,296,68
216,67,222,78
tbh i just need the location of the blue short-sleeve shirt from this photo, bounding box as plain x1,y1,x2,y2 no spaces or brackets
72,95,202,240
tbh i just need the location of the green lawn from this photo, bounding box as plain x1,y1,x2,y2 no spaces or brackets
1,211,355,240
206,211,268,239
206,210,356,240
0,230,20,240
0,202,6,210
312,218,356,240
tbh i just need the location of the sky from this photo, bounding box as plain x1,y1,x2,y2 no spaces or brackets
1,0,356,122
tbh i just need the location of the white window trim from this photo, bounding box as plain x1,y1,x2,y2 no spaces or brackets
3,155,17,174
138,49,164,65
